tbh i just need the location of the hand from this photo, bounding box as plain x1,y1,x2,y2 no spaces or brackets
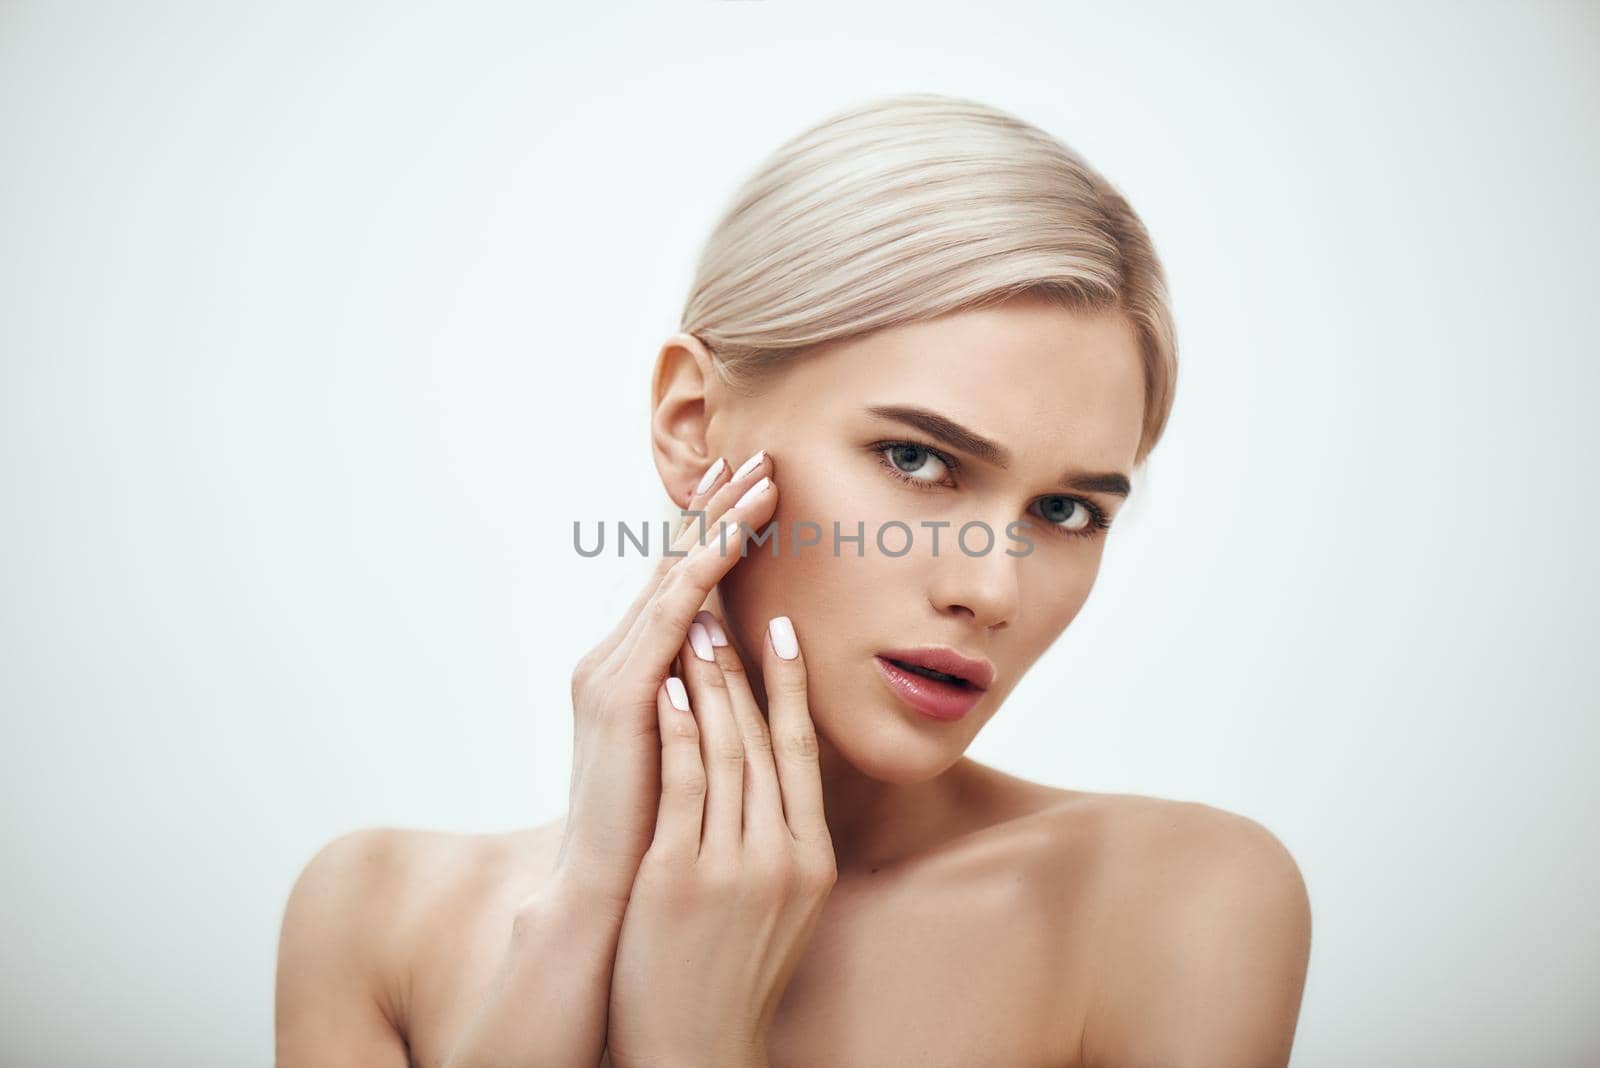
604,610,838,1068
555,452,778,916
441,455,777,1068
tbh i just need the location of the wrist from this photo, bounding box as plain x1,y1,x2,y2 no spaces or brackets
542,860,636,924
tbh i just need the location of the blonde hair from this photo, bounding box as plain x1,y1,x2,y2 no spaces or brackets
680,91,1178,468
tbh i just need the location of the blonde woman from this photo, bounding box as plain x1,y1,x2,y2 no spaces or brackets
276,92,1311,1067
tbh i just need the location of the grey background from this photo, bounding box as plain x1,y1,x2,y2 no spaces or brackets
2,2,1596,1065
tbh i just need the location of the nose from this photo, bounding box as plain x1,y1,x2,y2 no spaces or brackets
927,525,1018,630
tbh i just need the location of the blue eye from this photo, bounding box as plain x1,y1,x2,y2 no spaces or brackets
871,439,1113,541
1029,495,1111,539
880,442,951,485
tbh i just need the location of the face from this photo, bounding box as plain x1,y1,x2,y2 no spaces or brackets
651,294,1146,785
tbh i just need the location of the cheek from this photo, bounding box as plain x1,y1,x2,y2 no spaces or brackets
716,522,860,655
712,486,887,694
775,450,900,531
1047,563,1097,615
1017,561,1099,652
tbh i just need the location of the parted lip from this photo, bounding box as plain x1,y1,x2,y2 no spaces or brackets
876,647,996,691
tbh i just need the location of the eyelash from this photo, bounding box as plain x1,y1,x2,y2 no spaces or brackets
869,439,1113,540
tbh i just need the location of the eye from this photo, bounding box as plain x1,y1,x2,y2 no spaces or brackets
1029,495,1112,540
870,438,1113,541
876,442,954,487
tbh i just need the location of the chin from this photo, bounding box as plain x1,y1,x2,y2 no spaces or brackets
832,738,967,785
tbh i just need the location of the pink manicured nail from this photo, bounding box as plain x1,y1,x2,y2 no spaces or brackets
694,610,729,646
769,616,798,660
688,621,714,662
666,676,690,712
694,457,726,495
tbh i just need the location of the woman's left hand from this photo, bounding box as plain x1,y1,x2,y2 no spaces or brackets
604,610,838,1068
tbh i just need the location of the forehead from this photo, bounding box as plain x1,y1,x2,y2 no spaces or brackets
768,297,1146,469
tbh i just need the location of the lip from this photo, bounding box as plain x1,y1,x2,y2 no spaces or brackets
873,648,994,723
876,646,995,691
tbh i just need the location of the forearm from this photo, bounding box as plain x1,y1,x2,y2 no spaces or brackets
445,873,629,1068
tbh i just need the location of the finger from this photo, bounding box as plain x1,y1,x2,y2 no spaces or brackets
652,676,705,859
600,455,733,653
627,450,764,626
627,460,771,633
763,616,830,845
675,455,729,536
630,454,770,632
681,621,745,854
614,471,776,688
695,609,785,841
598,453,767,669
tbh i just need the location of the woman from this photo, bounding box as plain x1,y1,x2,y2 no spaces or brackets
276,92,1311,1067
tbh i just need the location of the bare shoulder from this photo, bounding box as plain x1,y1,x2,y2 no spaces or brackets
952,766,1307,902
275,821,565,1064
1061,791,1306,884
1063,792,1312,1068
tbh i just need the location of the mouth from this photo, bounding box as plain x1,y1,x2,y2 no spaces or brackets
874,646,996,691
882,657,981,689
872,651,993,722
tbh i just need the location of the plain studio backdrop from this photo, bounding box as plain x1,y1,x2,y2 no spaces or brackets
2,2,1596,1065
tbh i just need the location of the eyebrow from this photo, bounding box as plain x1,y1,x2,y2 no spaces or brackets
864,404,1133,499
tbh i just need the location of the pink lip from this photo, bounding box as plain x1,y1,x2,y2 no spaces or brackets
875,646,996,691
873,655,986,722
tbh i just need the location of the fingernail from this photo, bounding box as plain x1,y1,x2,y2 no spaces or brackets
694,457,726,495
769,616,798,660
735,476,771,511
688,621,714,661
732,450,767,481
694,610,729,646
666,676,690,711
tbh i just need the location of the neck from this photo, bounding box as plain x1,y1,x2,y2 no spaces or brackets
812,732,975,876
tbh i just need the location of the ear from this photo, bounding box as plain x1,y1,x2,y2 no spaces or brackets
650,333,721,509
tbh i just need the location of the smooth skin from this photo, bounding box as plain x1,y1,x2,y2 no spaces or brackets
605,613,835,1068
419,456,791,1067
276,294,1312,1067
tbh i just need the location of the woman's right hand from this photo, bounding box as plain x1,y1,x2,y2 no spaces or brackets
551,449,777,917
441,453,779,1068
